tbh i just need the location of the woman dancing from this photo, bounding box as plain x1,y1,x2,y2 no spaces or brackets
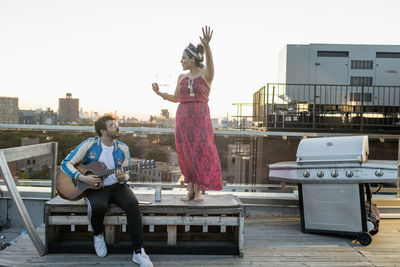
152,26,222,201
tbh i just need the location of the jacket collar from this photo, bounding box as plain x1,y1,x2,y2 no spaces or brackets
98,137,117,152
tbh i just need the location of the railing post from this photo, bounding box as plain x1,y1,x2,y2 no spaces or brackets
272,86,276,128
50,142,58,198
264,85,268,129
313,85,316,130
361,85,364,132
251,137,257,185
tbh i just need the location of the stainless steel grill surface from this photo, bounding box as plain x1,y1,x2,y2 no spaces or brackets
269,136,399,184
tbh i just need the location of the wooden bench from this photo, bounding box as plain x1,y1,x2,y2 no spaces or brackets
45,193,244,256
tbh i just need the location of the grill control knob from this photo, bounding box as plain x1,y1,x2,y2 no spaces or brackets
346,171,354,177
303,171,310,178
331,171,339,178
317,171,324,178
375,169,384,177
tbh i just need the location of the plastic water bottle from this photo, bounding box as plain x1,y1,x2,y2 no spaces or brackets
155,187,162,202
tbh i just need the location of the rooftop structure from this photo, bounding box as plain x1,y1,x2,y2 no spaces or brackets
253,44,400,132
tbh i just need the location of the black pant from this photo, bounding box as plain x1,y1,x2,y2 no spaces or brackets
85,183,143,251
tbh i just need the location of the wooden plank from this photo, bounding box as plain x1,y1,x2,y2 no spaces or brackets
202,214,208,232
46,196,243,217
48,215,240,226
167,225,177,245
0,151,46,256
0,258,29,267
45,205,60,254
46,194,243,209
104,225,115,245
238,210,244,257
6,219,400,266
1,142,53,162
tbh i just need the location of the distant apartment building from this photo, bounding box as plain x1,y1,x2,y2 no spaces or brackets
41,108,58,125
19,110,41,124
19,108,58,125
125,117,138,124
161,109,169,119
79,108,90,120
0,97,19,124
59,93,79,124
151,110,175,128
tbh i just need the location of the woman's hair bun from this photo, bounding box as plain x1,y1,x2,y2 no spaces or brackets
196,44,204,54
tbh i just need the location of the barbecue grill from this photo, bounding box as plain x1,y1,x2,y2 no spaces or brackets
269,135,399,245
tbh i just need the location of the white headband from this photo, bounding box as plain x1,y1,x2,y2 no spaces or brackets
185,43,203,60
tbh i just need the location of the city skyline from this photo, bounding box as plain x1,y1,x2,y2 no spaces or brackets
2,94,216,122
2,0,400,120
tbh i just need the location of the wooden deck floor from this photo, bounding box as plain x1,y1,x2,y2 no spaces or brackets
1,218,400,267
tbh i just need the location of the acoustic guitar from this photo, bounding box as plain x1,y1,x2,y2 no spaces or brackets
56,160,156,201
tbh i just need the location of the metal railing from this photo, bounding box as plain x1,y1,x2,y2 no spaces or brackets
253,83,400,132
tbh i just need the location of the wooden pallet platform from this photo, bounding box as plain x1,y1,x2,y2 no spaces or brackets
45,194,244,256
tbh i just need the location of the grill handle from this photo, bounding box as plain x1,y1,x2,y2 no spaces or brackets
297,157,363,164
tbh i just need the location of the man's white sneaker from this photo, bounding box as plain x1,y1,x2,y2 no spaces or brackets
94,234,107,257
132,248,153,267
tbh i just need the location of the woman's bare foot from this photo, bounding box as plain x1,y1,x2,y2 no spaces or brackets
181,191,195,202
194,192,203,202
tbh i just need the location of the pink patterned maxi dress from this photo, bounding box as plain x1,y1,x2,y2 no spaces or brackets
175,76,222,190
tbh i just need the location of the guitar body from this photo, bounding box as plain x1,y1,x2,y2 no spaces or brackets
56,162,107,201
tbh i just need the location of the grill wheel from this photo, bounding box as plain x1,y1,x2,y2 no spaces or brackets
356,232,372,246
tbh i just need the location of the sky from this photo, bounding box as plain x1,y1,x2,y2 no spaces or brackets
1,0,400,120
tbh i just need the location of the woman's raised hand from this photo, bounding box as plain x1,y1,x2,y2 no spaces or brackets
200,25,213,46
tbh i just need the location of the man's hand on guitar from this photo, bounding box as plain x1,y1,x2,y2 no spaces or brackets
115,168,127,183
79,174,102,188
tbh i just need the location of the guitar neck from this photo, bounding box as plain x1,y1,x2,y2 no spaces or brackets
101,165,136,176
99,161,155,177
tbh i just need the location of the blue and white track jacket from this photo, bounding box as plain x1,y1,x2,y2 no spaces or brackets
60,136,131,183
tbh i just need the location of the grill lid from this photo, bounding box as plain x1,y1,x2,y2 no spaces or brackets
296,135,369,164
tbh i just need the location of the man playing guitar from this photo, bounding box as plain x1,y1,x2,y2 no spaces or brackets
60,115,153,267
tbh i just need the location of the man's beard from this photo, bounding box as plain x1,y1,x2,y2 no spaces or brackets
107,130,120,139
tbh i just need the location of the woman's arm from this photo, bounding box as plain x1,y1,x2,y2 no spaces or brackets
200,26,214,86
152,74,184,103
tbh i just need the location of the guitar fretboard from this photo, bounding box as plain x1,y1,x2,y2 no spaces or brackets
100,160,156,177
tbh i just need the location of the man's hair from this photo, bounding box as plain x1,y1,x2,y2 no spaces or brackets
95,115,115,137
